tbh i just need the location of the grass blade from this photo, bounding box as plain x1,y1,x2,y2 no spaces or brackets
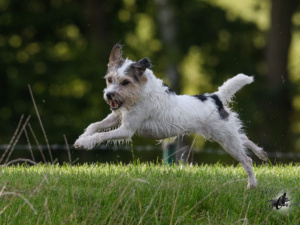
28,84,53,163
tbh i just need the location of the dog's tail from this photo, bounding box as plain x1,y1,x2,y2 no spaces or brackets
216,73,253,104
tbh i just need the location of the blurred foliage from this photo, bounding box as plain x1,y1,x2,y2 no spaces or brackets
0,0,300,152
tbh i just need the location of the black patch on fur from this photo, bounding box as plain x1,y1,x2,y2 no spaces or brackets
163,83,175,94
193,95,208,102
209,94,229,120
126,67,140,82
135,57,152,69
126,58,152,81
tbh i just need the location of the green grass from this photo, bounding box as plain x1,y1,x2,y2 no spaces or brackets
0,163,299,224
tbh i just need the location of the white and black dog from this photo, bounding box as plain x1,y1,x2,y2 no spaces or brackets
74,44,267,188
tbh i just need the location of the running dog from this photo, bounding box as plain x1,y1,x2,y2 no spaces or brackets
74,44,268,188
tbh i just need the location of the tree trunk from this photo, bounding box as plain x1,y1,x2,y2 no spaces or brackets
263,0,296,152
86,0,109,42
155,0,181,92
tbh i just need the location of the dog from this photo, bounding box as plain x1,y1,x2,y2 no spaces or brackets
74,44,268,189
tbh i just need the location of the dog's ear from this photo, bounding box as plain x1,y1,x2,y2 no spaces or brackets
135,58,152,70
108,44,124,69
129,58,152,80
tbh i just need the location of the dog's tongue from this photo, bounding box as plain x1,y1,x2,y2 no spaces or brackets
111,101,116,108
111,100,118,108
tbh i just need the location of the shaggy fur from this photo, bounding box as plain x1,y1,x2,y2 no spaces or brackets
74,44,268,189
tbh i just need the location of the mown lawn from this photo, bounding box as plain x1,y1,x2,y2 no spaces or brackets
0,163,299,224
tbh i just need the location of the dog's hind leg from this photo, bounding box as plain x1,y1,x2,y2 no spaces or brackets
241,135,268,162
214,133,258,189
226,143,258,189
239,153,258,189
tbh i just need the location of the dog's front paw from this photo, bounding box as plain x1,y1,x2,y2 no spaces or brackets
74,137,95,150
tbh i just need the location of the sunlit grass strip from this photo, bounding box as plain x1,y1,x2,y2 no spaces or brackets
0,163,299,224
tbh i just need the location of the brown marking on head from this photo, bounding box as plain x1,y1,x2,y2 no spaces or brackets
104,73,115,88
138,74,148,86
104,72,145,110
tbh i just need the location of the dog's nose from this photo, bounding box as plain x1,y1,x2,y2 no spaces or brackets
106,92,114,100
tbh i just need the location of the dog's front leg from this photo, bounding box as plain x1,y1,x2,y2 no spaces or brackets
78,112,120,138
74,125,134,150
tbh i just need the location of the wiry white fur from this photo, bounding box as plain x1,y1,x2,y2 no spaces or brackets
216,73,254,104
74,47,267,189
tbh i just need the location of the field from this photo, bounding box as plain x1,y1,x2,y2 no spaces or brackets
0,162,299,224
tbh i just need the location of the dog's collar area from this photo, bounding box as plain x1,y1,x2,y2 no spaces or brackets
109,100,123,110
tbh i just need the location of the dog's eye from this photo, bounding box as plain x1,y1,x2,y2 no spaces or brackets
121,80,130,86
107,77,112,83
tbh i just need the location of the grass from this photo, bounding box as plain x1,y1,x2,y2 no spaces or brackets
0,162,299,224
1,75,299,224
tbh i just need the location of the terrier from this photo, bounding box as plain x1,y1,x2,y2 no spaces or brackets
74,44,268,189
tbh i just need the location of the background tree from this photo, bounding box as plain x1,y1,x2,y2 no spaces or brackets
260,0,298,152
1,0,300,157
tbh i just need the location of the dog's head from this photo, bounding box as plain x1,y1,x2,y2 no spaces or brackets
103,44,152,111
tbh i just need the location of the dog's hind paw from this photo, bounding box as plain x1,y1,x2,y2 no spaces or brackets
247,178,258,189
260,149,268,162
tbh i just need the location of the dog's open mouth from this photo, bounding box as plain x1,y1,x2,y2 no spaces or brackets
109,100,123,110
